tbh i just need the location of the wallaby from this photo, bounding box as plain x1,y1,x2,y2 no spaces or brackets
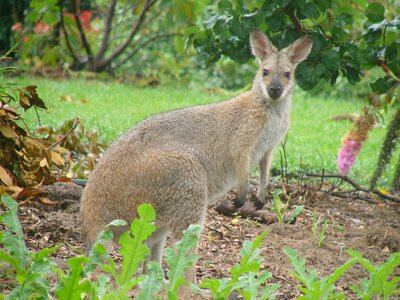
80,30,312,284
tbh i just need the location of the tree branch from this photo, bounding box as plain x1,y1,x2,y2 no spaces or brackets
113,33,181,70
95,0,117,61
306,173,400,203
284,6,307,32
59,0,82,66
70,0,93,61
98,0,158,70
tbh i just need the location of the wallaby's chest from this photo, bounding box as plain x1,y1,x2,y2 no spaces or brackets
251,103,290,165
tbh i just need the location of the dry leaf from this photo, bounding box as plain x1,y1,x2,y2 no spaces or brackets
377,188,390,195
50,150,65,166
0,165,14,186
40,157,48,167
39,197,58,205
0,125,19,139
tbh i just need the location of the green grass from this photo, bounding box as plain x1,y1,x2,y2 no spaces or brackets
17,76,396,187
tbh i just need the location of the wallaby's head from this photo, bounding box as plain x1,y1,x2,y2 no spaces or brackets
250,30,313,101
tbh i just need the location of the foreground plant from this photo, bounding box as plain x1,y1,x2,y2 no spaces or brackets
284,247,358,299
0,195,60,299
200,229,280,299
348,250,400,299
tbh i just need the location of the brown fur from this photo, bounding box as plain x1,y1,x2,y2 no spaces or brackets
80,30,312,283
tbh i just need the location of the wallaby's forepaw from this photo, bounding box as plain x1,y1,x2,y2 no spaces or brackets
253,197,265,210
233,197,245,208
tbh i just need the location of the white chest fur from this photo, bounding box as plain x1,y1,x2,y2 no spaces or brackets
251,97,291,166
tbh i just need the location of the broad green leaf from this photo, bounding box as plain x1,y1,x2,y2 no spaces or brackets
136,262,164,300
54,256,91,300
365,2,385,22
165,224,201,295
117,203,156,286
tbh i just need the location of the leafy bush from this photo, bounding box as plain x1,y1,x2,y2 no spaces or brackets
0,50,68,199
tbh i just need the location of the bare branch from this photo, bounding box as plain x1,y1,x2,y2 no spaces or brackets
113,33,181,70
59,0,81,65
70,0,93,60
49,118,80,149
96,0,117,60
306,173,400,203
284,6,307,33
98,0,158,70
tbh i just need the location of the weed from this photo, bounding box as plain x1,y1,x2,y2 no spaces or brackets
311,210,329,247
200,229,280,299
348,250,400,299
284,247,357,299
272,189,304,224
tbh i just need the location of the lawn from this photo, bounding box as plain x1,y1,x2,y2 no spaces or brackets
17,76,396,187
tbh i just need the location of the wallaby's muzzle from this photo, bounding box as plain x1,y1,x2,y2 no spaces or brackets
267,81,283,100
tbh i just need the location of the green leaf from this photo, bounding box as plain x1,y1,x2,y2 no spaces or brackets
54,256,91,300
365,2,385,23
370,76,399,94
287,205,304,224
136,262,164,300
165,224,201,295
0,195,28,267
117,204,156,286
218,0,232,13
301,3,320,19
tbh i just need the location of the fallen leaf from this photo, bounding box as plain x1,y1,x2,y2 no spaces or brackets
58,176,72,182
15,187,43,200
39,197,58,205
377,188,390,195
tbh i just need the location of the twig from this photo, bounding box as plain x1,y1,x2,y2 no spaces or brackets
306,172,400,203
49,118,80,149
331,191,378,204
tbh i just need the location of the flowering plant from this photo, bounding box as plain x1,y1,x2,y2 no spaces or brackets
337,107,376,176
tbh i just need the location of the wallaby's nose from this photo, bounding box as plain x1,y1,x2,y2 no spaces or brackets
268,84,282,99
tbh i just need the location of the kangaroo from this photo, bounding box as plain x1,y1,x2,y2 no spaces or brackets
80,30,312,284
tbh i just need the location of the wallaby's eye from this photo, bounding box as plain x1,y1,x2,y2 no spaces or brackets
262,69,269,76
284,72,291,79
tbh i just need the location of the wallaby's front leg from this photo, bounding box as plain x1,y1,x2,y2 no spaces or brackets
255,149,275,209
234,160,251,208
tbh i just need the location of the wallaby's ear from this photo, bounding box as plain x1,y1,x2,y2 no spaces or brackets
250,29,277,61
285,36,313,64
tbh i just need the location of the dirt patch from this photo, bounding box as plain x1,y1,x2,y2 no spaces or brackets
3,182,400,298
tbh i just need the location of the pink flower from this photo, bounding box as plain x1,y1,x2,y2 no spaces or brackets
337,108,375,176
338,136,361,176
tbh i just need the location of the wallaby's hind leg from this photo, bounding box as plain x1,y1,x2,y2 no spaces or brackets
142,227,169,273
256,149,275,209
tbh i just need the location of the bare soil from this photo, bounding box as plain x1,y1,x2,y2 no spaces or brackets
6,181,400,299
